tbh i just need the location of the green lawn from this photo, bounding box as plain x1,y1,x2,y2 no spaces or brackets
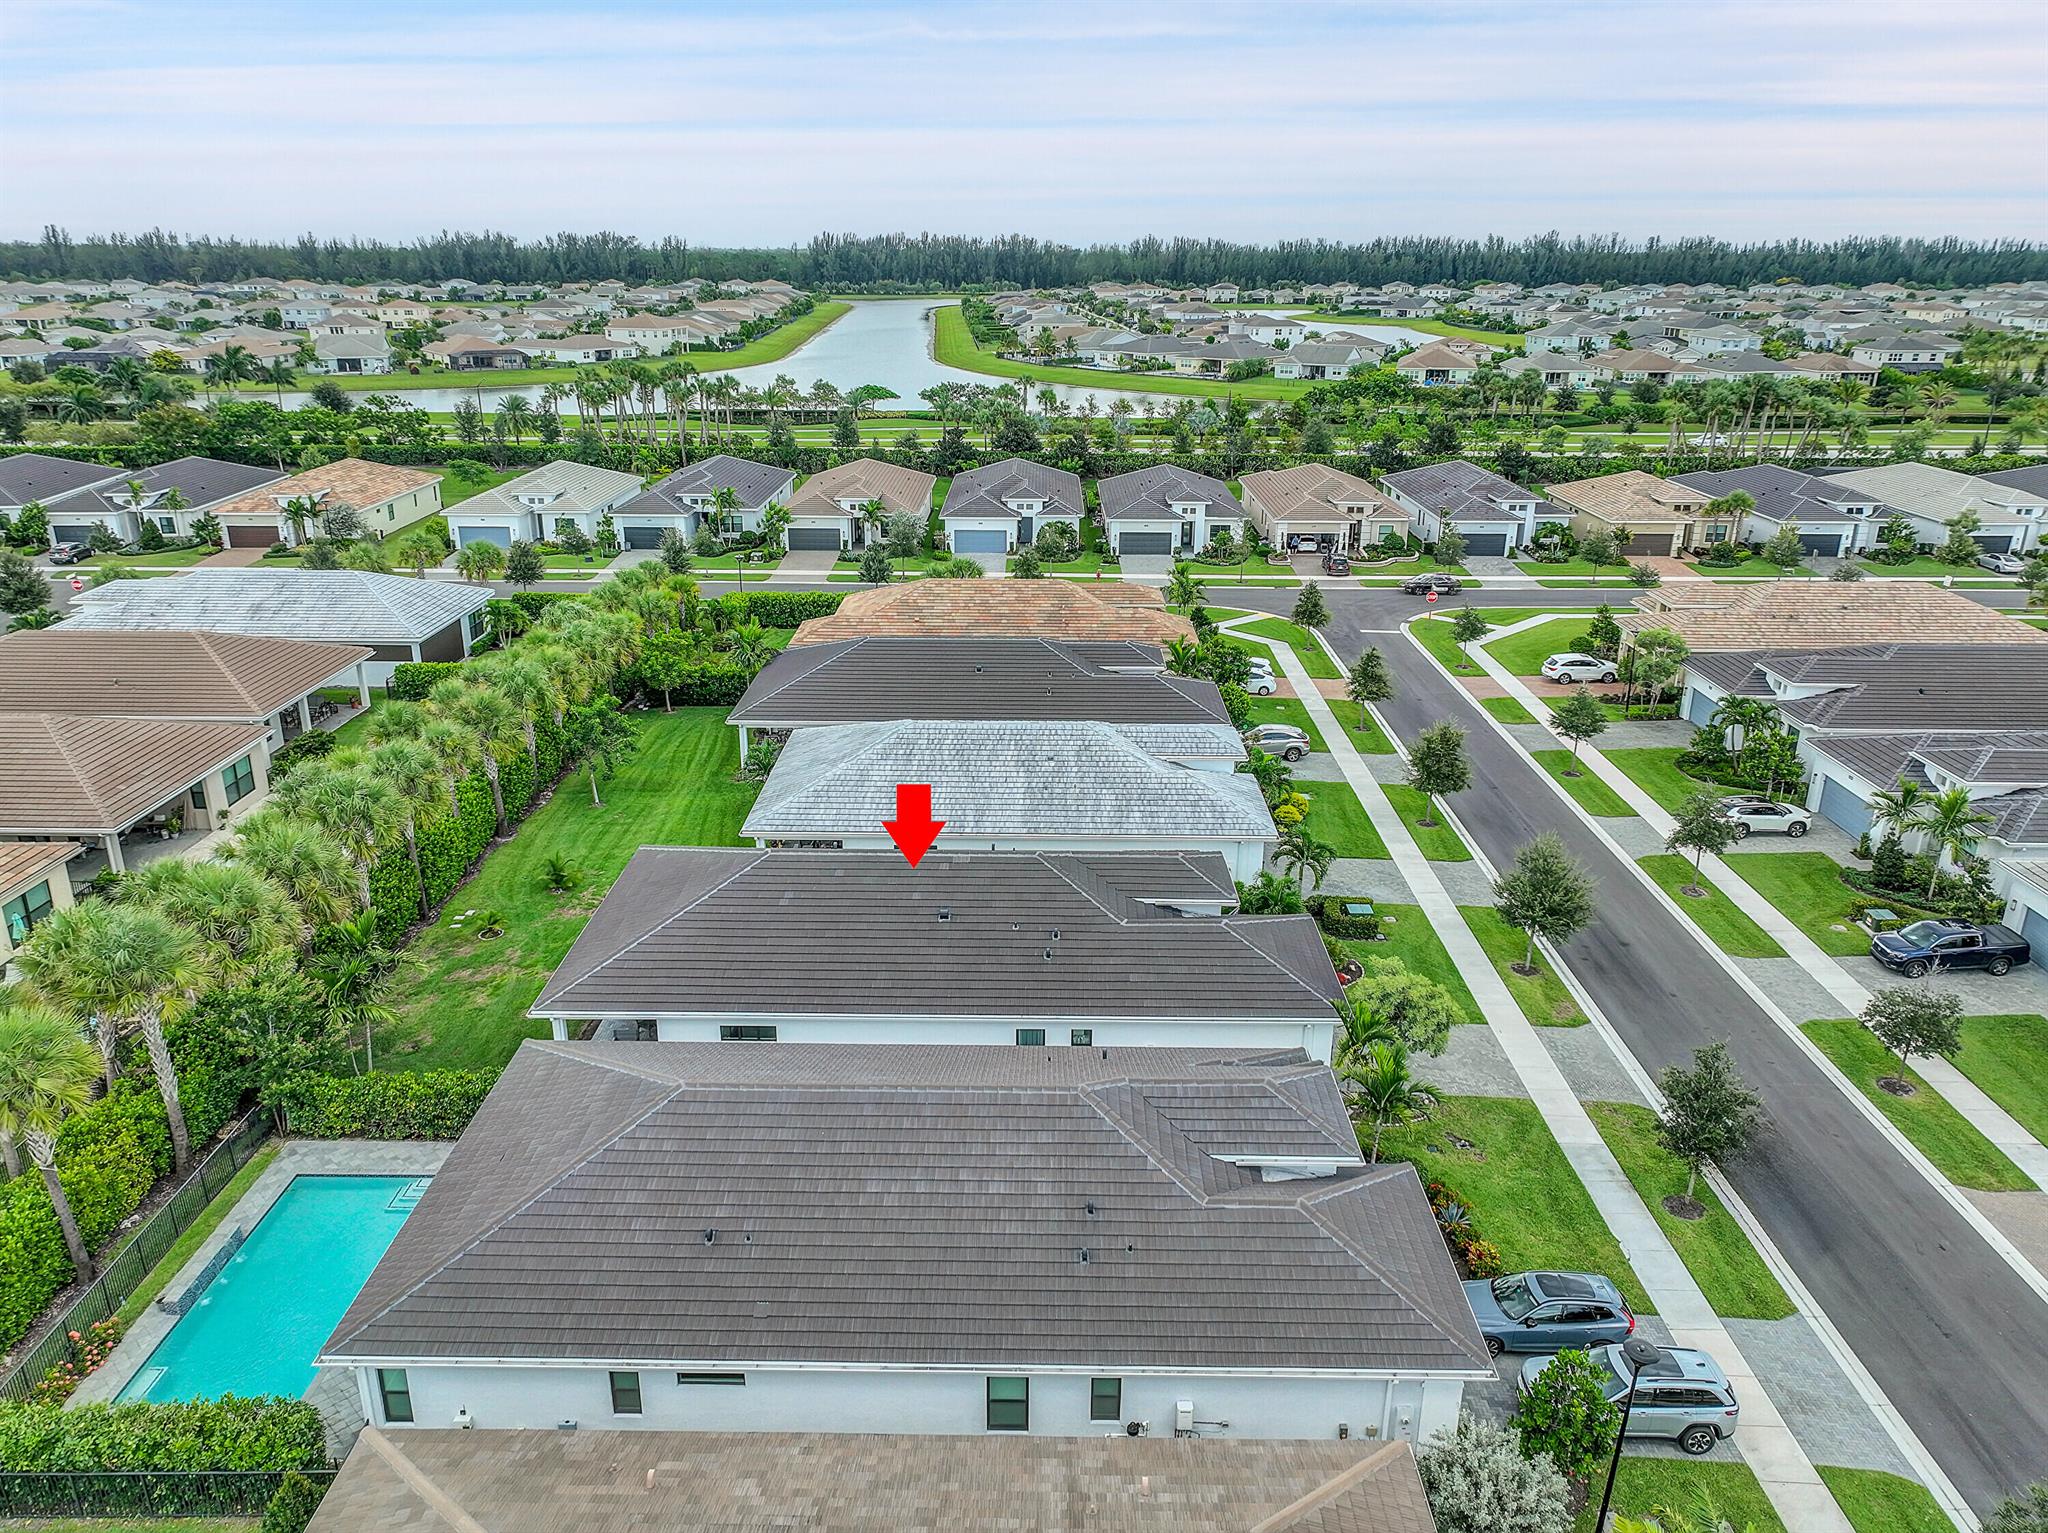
1461,905,1587,1026
1410,608,1564,678
1338,901,1482,1025
1816,1467,1954,1533
437,466,525,506
13,1523,257,1533
1586,1102,1793,1320
1479,695,1538,725
376,708,760,1071
1637,854,1786,959
1572,1459,1786,1533
1378,1097,1651,1315
1482,617,1601,676
1298,779,1389,860
1720,851,1869,957
1952,1014,2048,1145
1381,785,1471,861
1231,616,1341,678
1856,555,1997,579
1606,747,1718,814
1529,749,1635,816
1308,312,1524,348
115,1143,281,1325
80,545,215,568
1802,1019,2037,1192
1245,695,1326,751
933,303,1322,402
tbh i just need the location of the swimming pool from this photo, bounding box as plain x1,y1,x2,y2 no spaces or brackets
118,1175,426,1403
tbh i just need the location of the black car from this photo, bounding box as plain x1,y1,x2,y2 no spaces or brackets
1870,919,2031,979
1321,551,1352,576
1400,572,1463,595
46,542,88,565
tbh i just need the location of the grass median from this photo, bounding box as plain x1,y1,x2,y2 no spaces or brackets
1572,1460,1786,1533
1529,749,1634,816
1637,854,1786,958
1461,905,1587,1026
1816,1467,1954,1533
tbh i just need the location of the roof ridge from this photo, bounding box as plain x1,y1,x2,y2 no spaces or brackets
535,850,766,1007
1298,1171,1492,1362
1244,1441,1410,1533
1216,917,1341,1005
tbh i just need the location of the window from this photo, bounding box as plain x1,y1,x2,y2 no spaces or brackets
3,880,54,945
466,609,488,641
1069,1029,1092,1047
631,1020,658,1042
609,1371,643,1415
720,1025,778,1042
674,1372,746,1386
1090,1377,1122,1421
220,755,256,805
1014,1029,1046,1047
191,784,207,811
986,1376,1028,1431
377,1368,413,1424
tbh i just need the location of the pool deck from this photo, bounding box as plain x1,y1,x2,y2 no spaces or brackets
72,1138,452,1447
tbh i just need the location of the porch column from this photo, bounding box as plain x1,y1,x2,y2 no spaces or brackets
355,662,371,708
104,832,126,873
296,695,313,733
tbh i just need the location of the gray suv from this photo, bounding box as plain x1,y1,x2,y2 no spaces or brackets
1519,1344,1739,1455
1463,1270,1635,1357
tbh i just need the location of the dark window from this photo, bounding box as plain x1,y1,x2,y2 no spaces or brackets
987,1376,1028,1431
632,1020,658,1042
221,754,256,805
1070,1029,1093,1047
377,1368,413,1424
675,1372,746,1386
720,1025,778,1042
190,784,207,810
1015,1029,1045,1047
609,1371,642,1415
1090,1377,1122,1421
3,880,54,945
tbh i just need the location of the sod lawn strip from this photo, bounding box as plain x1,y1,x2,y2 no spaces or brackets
1337,902,1483,1025
1952,1014,2048,1145
1802,1020,2037,1192
1571,1459,1786,1533
1605,746,1718,813
1460,905,1587,1026
1378,1097,1651,1316
1481,616,1602,676
115,1143,282,1326
1479,695,1538,725
1719,851,1870,957
1637,855,1786,958
1298,779,1388,860
1529,749,1635,816
1381,786,1471,860
1243,695,1326,751
1231,616,1341,678
1586,1102,1793,1320
1815,1467,1954,1533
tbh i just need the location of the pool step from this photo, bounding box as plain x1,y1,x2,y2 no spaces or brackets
131,1367,167,1395
388,1178,432,1212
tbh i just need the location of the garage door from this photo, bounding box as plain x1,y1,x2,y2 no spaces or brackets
953,529,1008,554
50,523,99,545
226,522,276,549
1684,688,1718,726
1622,532,1668,555
453,525,512,549
2023,905,2048,972
1118,531,1173,555
1972,532,2015,554
1796,532,1845,556
788,526,843,551
1461,532,1508,557
1817,775,1873,837
622,525,664,549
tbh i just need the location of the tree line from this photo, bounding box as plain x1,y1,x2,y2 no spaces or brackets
7,226,2045,290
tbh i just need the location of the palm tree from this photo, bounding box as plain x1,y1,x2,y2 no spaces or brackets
496,395,535,443
365,739,446,918
476,654,556,767
0,1005,102,1280
277,765,403,909
224,809,357,930
118,860,300,981
432,681,523,834
304,910,401,1073
1867,778,1935,849
1339,1042,1437,1164
1275,823,1335,893
1706,694,1776,750
1165,563,1202,612
212,343,257,398
262,358,297,406
1918,788,1994,898
279,494,322,547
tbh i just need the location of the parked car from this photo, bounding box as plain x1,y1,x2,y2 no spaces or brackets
1519,1344,1739,1456
1717,795,1810,838
1243,723,1310,762
1400,572,1463,595
1320,551,1351,576
46,542,88,565
1463,1271,1636,1358
1540,652,1617,684
1870,919,2031,978
1243,658,1278,697
1976,551,2026,576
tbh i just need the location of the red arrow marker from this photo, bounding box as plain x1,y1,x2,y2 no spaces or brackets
883,783,944,867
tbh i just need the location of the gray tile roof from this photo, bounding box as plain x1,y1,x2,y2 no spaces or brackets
40,455,284,517
1380,459,1536,522
532,847,1334,1019
64,569,490,644
1098,464,1234,522
321,1041,1489,1374
744,720,1273,843
460,460,643,519
1980,464,2048,500
1671,464,1890,524
629,454,793,514
728,638,1229,727
942,456,1085,520
0,452,125,508
1807,731,2048,821
1689,644,2048,734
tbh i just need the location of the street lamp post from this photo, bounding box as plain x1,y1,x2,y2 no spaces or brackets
1592,1335,1668,1533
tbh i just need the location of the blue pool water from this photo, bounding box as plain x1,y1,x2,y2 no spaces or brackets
118,1175,424,1403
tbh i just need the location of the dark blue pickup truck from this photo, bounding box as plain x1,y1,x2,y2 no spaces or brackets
1870,919,2031,979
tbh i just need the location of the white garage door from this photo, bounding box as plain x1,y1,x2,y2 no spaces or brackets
454,525,513,549
953,529,1008,554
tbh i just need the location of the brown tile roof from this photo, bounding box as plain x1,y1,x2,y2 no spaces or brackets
1619,583,2048,652
0,630,371,720
0,713,267,835
785,457,937,518
792,580,1193,646
0,839,81,895
1241,465,1402,521
308,1429,1438,1533
1545,470,1710,527
207,457,438,522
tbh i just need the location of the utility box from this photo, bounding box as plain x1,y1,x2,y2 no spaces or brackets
1174,1400,1195,1437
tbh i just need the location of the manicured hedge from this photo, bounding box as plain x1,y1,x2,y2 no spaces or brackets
0,1397,329,1471
1307,895,1382,940
625,658,754,708
386,660,464,700
266,730,339,780
715,589,844,627
273,1069,501,1140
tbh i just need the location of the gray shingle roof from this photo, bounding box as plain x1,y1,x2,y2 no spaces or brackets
728,638,1228,727
1980,464,2048,499
1671,464,1890,524
1379,459,1536,522
1098,464,1234,522
942,456,1085,520
533,848,1334,1019
744,720,1272,843
65,569,491,644
629,454,793,513
40,455,283,516
1690,644,2048,733
0,452,125,508
321,1041,1489,1374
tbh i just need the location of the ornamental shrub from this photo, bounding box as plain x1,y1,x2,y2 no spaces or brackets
1306,896,1381,940
386,659,465,700
1419,1414,1571,1533
263,1470,330,1533
0,1396,329,1471
267,729,339,780
273,1068,501,1139
714,589,844,627
1510,1347,1622,1484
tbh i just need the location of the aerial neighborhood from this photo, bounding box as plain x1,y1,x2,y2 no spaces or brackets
2,243,2047,1533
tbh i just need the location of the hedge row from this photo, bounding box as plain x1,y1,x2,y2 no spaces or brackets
712,589,844,627
0,1397,329,1471
625,658,754,707
387,660,462,700
272,1069,501,1139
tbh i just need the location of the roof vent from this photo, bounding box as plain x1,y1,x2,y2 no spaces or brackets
702,1228,717,1245
1084,1201,1098,1217
1043,947,1054,961
937,906,952,922
1077,1247,1090,1264
1049,928,1062,940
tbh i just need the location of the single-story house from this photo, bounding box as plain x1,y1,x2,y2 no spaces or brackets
1818,463,2043,556
447,461,644,548
782,457,937,551
1096,465,1242,557
1543,470,1728,557
1797,730,2048,860
535,848,1342,1056
525,335,641,364
1379,460,1542,558
316,1041,1490,1442
1620,582,2048,652
420,337,533,370
1392,340,1494,385
36,455,285,547
202,458,442,548
1240,465,1404,554
0,451,125,517
1271,339,1386,380
63,570,493,687
939,458,1085,557
790,581,1191,647
1,840,81,968
307,334,392,375
1670,465,1889,557
612,453,794,545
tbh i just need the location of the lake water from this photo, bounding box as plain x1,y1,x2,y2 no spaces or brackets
273,301,1437,415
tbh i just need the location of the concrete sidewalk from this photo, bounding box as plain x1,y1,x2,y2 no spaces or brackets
1222,613,1856,1533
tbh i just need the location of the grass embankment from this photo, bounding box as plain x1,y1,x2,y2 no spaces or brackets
1636,854,1786,959
1380,786,1471,861
1604,747,1719,814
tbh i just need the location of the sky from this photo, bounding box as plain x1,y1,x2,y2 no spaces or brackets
2,0,2045,247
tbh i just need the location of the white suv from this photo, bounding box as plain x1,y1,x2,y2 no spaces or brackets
1243,658,1278,696
1719,796,1811,838
1541,652,1617,684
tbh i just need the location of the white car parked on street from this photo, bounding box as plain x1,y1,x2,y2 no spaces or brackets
1718,795,1811,838
1541,652,1618,684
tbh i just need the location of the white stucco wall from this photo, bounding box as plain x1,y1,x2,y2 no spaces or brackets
758,830,1271,884
636,1015,1335,1061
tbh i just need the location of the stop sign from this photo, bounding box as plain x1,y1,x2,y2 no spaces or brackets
1425,590,1439,604
69,576,84,592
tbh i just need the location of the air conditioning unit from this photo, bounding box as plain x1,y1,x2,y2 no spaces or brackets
1174,1400,1195,1437
452,1407,474,1430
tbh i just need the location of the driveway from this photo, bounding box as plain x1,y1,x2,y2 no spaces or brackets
1464,554,1521,578
774,548,840,576
1117,553,1171,578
